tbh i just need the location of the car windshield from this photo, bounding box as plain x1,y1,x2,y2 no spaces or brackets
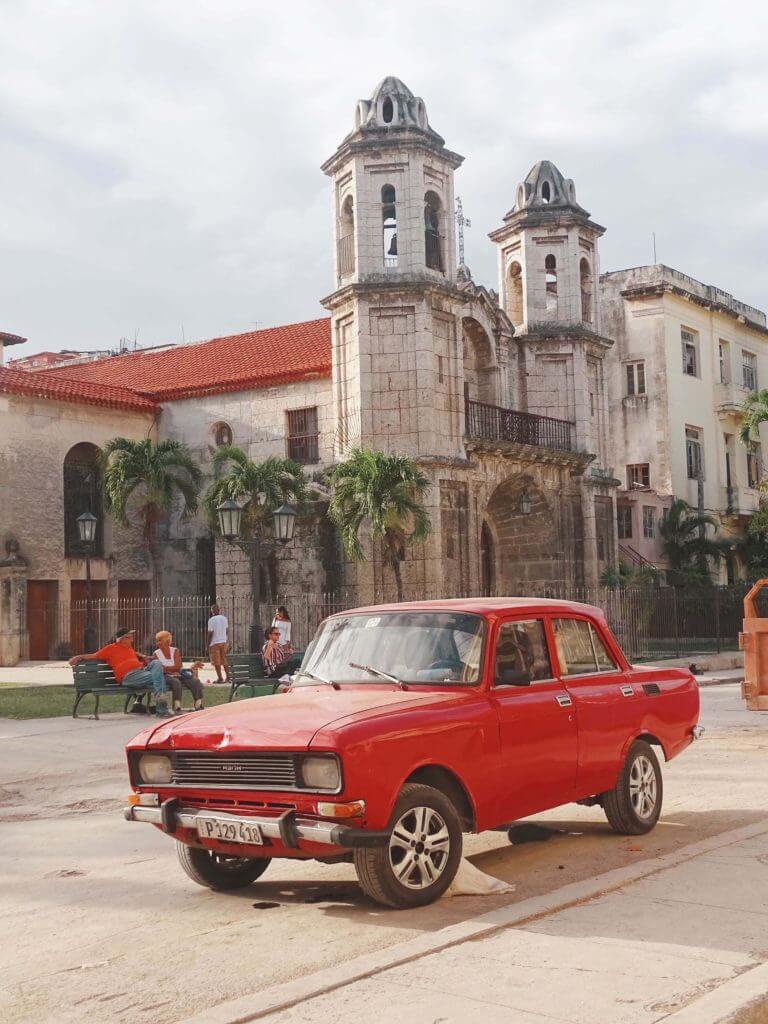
296,611,486,686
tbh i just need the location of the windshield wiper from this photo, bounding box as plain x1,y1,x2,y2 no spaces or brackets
294,669,341,691
349,662,408,690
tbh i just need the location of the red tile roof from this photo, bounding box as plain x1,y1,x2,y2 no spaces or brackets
38,317,333,402
0,365,158,413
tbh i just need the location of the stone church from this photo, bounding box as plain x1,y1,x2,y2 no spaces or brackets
0,76,619,663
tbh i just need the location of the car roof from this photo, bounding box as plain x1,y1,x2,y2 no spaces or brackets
331,597,606,619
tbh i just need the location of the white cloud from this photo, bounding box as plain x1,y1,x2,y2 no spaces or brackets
1,0,766,354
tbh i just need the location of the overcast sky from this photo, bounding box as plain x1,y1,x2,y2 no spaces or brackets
2,0,766,356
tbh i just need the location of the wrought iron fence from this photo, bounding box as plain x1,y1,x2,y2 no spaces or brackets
25,583,753,663
465,399,574,452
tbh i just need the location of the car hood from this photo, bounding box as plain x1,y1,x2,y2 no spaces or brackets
141,685,461,752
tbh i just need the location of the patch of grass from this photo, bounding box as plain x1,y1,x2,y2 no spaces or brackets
0,685,232,720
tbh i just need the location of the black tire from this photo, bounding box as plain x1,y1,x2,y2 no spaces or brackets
176,842,271,891
603,740,663,835
354,783,463,909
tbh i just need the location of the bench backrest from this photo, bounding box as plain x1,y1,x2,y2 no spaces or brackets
72,660,119,690
228,654,266,681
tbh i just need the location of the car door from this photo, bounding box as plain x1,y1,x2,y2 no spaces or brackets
490,616,579,821
551,616,634,796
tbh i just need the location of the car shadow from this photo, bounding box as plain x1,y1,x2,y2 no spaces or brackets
237,807,768,930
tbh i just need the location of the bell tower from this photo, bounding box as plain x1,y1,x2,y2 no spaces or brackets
490,161,618,585
321,77,466,459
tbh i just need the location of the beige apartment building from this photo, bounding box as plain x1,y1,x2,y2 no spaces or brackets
601,265,768,579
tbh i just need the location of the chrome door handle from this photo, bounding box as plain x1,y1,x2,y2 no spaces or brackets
555,694,572,708
620,684,634,697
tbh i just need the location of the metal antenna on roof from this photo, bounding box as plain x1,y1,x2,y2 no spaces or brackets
652,232,657,264
181,323,186,344
455,197,471,267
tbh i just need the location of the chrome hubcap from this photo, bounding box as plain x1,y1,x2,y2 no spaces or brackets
388,805,450,890
629,754,658,819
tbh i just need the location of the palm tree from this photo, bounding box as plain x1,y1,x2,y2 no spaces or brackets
101,438,202,596
203,446,306,539
738,388,768,447
327,448,431,601
657,498,724,587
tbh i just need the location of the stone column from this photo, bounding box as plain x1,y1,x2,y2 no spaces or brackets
0,538,29,667
580,483,600,588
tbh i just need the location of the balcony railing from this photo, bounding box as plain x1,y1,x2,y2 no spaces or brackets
465,399,574,452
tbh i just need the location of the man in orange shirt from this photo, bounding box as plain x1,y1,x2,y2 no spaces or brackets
70,627,171,718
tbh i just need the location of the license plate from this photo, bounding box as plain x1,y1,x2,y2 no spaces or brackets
195,815,263,845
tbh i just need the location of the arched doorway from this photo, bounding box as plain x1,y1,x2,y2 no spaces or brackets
462,317,497,407
484,475,560,592
480,522,495,596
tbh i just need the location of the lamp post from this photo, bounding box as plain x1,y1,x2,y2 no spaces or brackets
519,490,532,516
216,500,297,651
76,511,98,653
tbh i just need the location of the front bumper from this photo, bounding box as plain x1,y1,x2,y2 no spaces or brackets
124,797,388,849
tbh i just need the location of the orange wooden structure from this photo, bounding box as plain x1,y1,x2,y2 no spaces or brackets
739,580,768,711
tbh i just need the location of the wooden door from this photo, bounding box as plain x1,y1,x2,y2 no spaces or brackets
27,581,58,660
70,580,107,654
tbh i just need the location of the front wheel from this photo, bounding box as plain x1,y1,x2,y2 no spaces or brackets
176,842,271,891
354,783,463,909
603,740,663,835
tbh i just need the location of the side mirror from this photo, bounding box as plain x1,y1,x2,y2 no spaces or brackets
496,668,532,687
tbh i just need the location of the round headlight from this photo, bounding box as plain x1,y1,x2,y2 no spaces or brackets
300,756,340,791
138,754,173,785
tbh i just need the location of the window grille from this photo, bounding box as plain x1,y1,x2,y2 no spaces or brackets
286,407,319,464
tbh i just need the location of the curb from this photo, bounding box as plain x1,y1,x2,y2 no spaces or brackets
661,961,768,1023
179,820,768,1024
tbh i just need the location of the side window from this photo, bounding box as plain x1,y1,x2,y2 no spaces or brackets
495,619,552,686
590,625,618,671
552,618,618,675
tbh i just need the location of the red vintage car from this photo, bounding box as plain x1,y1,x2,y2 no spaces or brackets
124,599,703,908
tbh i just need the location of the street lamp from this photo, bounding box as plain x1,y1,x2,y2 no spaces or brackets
519,490,532,516
76,511,98,653
272,504,297,545
216,499,243,541
215,499,298,650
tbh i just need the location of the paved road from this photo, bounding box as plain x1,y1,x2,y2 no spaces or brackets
0,686,765,1024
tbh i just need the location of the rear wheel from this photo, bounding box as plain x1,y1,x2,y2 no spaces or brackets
176,843,271,891
354,783,463,909
603,740,662,835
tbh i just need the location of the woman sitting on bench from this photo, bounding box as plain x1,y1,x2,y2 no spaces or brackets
151,631,205,715
69,626,172,718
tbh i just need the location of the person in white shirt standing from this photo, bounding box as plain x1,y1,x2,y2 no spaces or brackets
271,605,292,646
207,603,230,683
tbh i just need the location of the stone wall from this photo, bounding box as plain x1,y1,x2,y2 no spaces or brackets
0,392,154,598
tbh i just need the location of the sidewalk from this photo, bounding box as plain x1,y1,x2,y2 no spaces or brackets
0,660,229,687
185,823,768,1024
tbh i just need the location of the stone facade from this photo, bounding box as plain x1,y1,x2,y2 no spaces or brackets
601,264,768,577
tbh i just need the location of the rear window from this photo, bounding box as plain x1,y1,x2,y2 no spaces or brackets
552,618,617,676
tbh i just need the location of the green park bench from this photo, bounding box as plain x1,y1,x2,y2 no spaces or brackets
72,660,150,720
228,651,304,702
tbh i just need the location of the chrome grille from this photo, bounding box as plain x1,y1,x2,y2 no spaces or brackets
171,752,298,790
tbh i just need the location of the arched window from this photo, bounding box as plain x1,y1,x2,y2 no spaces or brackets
338,195,355,275
545,254,558,315
508,261,524,324
382,96,394,123
64,443,103,557
382,185,397,267
213,422,233,447
541,180,551,203
424,191,443,272
580,257,592,323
